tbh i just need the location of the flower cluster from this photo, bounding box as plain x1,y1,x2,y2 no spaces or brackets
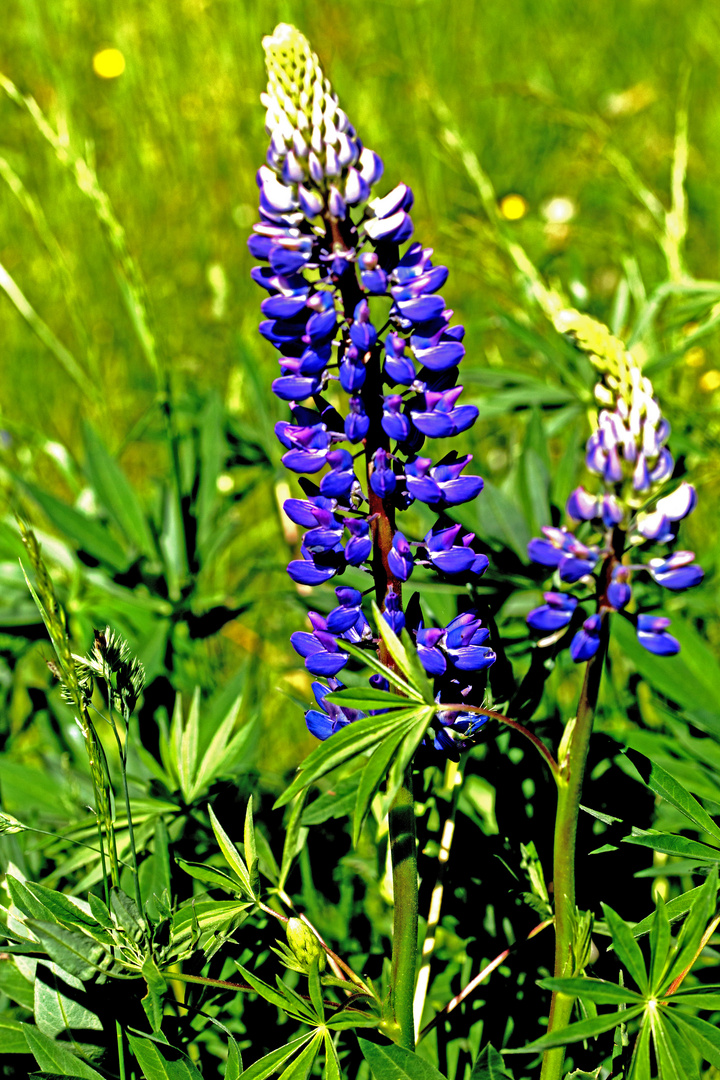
251,25,495,754
526,311,703,661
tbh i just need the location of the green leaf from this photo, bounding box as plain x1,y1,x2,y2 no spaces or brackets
82,422,155,556
357,1036,449,1079
342,641,421,699
602,904,649,993
234,965,316,1023
325,687,419,711
23,882,104,936
652,1011,700,1080
470,1043,515,1079
353,726,411,846
301,773,361,826
226,1032,242,1080
34,963,102,1040
504,1007,644,1052
454,477,530,560
178,688,200,803
662,866,717,990
189,699,254,801
537,977,645,1005
244,796,259,895
308,958,325,1021
279,790,309,893
623,829,720,862
239,1035,314,1080
0,958,34,1009
22,1025,105,1078
21,481,128,570
667,1011,720,1068
275,711,420,809
141,955,168,1033
323,1031,342,1080
631,885,706,939
0,1016,31,1054
207,804,254,899
127,1033,204,1079
649,893,671,990
110,887,145,938
372,601,434,703
26,921,105,981
276,1032,323,1080
626,752,720,846
174,856,240,894
7,874,56,921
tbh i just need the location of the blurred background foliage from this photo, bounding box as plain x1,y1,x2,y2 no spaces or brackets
2,0,720,1076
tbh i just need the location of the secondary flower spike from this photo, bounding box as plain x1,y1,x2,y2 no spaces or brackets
526,309,703,662
251,25,495,756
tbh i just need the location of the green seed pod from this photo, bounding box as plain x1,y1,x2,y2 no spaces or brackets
286,917,327,972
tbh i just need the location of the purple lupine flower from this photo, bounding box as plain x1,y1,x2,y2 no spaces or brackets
344,518,373,565
382,590,405,634
305,680,364,740
636,614,680,656
291,625,350,676
570,614,602,662
527,592,578,632
527,308,704,665
387,532,414,581
648,552,704,591
254,25,496,755
607,567,632,610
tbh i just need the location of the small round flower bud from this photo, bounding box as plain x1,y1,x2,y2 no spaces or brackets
286,917,327,971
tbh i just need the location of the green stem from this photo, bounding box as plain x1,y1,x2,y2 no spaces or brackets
540,614,610,1080
116,1019,126,1080
389,768,419,1051
113,700,143,914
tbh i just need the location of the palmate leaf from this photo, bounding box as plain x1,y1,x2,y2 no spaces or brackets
275,711,422,809
341,640,423,700
626,752,720,846
666,1010,720,1069
504,1006,645,1053
352,728,409,846
34,962,103,1041
660,865,717,992
357,1036,448,1080
631,884,706,939
470,1043,515,1079
326,686,417,711
22,1024,105,1078
238,1034,314,1080
602,904,649,993
276,1032,323,1080
207,805,255,900
537,977,645,1006
278,789,309,892
127,1033,204,1079
353,707,434,844
652,1011,700,1080
173,856,238,897
623,828,720,862
234,964,317,1024
25,920,106,982
372,601,435,704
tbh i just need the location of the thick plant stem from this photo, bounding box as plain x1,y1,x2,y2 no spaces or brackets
389,768,419,1051
540,618,609,1080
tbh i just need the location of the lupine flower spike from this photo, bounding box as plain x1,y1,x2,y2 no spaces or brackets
526,310,702,661
250,25,493,755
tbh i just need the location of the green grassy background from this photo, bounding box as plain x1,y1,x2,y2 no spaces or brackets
1,0,719,771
